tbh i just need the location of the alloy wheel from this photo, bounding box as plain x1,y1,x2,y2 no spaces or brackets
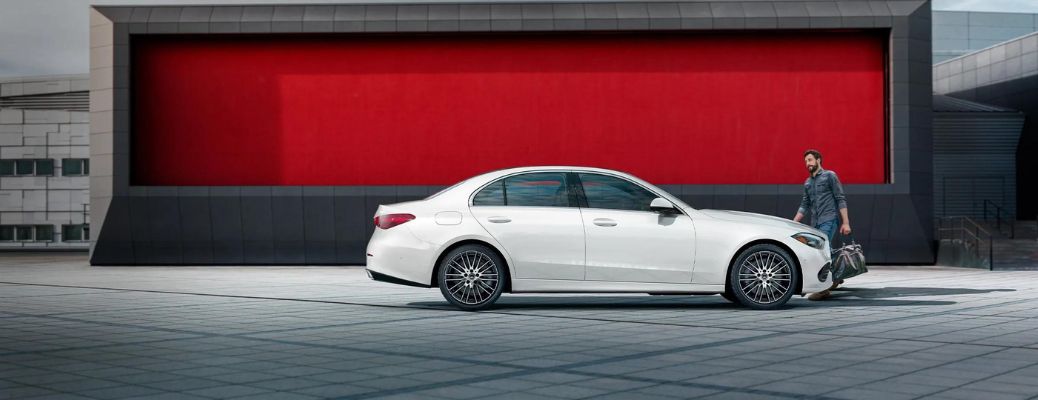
443,250,500,306
737,250,793,305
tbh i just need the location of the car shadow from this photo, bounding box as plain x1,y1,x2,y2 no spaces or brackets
406,293,960,310
830,286,1015,299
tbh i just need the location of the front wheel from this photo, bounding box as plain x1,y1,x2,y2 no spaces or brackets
729,244,799,310
438,244,507,311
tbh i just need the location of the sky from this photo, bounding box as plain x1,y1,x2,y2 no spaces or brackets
2,0,1038,79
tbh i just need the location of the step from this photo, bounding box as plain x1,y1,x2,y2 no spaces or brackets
991,238,1038,270
975,220,1038,240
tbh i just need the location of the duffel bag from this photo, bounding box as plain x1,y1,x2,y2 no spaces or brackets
831,242,868,281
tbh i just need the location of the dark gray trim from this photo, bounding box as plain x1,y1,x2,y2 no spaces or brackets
89,1,934,265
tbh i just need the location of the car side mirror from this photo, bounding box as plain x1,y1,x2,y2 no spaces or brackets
650,198,679,214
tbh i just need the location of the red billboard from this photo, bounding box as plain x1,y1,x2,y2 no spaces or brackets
131,31,887,185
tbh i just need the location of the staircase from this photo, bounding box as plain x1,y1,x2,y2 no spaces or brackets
935,217,1038,270
983,219,1038,270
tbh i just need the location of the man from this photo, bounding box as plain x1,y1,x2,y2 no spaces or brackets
793,149,851,301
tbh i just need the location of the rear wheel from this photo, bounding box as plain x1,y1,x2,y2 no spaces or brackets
729,244,799,310
438,244,506,311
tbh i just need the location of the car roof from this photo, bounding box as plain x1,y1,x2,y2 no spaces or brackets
478,166,635,179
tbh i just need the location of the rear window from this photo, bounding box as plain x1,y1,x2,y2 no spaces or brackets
472,172,571,207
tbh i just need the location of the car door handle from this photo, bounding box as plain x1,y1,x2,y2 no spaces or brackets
593,218,618,227
487,216,511,223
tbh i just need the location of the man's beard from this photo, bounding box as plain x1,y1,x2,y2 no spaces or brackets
807,165,817,173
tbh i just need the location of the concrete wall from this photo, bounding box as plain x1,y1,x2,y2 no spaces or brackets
90,0,935,265
933,11,1038,64
933,110,1024,218
0,75,91,249
934,32,1038,219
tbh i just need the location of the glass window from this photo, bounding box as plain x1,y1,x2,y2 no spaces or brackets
63,225,83,241
472,181,505,206
63,159,83,176
15,160,34,175
15,226,33,241
0,160,13,176
35,225,53,241
35,160,54,176
504,172,570,207
578,173,659,212
83,225,90,241
0,226,13,241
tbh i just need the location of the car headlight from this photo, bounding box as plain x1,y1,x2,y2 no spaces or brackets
792,232,825,249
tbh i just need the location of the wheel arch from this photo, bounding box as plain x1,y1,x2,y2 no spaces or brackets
431,239,513,293
724,239,803,296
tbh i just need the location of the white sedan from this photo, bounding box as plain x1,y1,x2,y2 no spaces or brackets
366,166,833,310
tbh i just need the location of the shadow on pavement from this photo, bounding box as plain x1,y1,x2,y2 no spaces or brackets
832,286,1015,299
408,294,959,309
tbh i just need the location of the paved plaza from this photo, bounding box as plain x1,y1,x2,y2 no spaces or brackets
2,253,1038,400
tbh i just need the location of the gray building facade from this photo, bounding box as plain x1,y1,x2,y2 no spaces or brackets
933,10,1038,64
934,31,1038,220
88,0,936,265
0,75,91,249
932,95,1023,218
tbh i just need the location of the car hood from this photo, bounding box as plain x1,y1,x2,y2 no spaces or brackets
698,209,821,234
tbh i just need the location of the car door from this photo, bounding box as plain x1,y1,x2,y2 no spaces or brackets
469,172,586,280
576,173,695,283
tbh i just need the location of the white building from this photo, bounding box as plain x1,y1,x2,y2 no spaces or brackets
0,75,90,249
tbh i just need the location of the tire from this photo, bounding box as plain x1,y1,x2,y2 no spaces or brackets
729,244,799,310
720,291,739,303
437,244,507,311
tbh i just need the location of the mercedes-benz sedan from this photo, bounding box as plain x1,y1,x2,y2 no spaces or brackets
366,166,833,310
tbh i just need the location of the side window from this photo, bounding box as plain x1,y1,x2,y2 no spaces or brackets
504,172,570,207
472,180,505,206
578,173,659,212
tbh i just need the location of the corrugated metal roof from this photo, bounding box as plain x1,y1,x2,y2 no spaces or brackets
933,95,1019,113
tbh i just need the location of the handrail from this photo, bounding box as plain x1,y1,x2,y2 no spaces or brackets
936,216,994,270
982,199,1015,239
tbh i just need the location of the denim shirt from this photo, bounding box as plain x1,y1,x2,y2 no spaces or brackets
797,168,848,225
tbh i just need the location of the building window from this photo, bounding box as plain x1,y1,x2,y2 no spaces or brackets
15,226,33,241
62,224,90,241
62,159,89,176
15,160,34,175
0,159,55,177
0,225,54,242
35,225,54,241
36,159,54,176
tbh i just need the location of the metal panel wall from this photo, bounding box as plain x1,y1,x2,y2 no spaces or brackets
935,31,1038,219
933,112,1024,218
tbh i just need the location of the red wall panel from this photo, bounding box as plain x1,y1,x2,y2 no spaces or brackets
131,32,887,185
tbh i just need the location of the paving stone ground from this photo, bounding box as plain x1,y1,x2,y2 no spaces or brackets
2,253,1038,400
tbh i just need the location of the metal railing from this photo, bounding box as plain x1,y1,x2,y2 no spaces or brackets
982,199,1015,239
936,216,994,270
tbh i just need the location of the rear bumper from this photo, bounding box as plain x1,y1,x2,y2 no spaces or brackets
367,269,431,288
365,225,438,286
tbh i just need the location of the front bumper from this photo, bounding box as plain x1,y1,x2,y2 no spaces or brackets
798,248,833,294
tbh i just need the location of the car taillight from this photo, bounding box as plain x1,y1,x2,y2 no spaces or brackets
374,213,415,229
